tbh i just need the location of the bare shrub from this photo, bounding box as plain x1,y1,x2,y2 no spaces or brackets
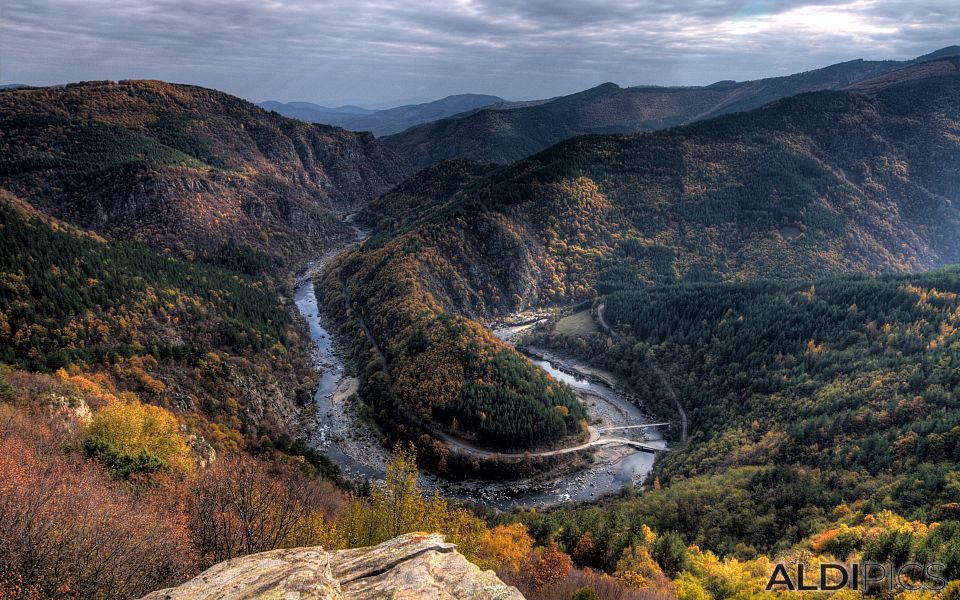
0,408,195,599
188,454,349,565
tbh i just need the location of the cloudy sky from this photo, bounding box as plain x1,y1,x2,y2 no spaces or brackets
1,0,957,106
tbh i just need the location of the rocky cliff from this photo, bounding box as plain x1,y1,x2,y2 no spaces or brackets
140,533,524,600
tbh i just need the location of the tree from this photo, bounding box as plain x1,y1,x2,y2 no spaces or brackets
572,586,601,600
674,572,711,600
339,445,486,559
616,545,663,588
0,364,13,401
0,410,194,598
188,454,347,565
940,581,960,600
530,543,573,591
377,444,422,538
478,523,534,571
572,531,597,566
652,531,690,577
85,397,193,478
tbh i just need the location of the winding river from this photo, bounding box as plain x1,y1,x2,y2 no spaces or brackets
294,274,383,482
294,240,668,509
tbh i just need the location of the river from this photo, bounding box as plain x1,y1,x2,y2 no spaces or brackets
294,249,667,509
294,274,384,482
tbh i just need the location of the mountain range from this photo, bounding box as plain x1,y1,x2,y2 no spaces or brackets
384,46,960,167
3,50,959,456
4,44,960,600
260,101,375,115
0,78,422,473
260,93,510,136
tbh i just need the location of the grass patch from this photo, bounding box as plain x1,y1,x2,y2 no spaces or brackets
554,310,598,336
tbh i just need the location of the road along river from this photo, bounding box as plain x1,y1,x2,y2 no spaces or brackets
294,238,668,509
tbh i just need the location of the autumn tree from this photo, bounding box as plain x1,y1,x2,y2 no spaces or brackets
529,543,573,591
573,530,597,566
674,572,711,600
615,545,664,588
477,522,535,571
0,407,194,598
339,445,486,559
84,397,193,478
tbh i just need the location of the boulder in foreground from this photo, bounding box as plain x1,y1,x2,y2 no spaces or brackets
140,532,525,600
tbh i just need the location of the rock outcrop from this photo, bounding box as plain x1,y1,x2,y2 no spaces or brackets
140,533,525,600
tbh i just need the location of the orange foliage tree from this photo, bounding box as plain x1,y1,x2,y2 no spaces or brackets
529,543,574,591
477,523,535,571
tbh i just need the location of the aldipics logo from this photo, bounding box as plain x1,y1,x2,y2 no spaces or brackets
765,563,947,592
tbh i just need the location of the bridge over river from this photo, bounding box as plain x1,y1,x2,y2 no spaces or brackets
433,421,670,460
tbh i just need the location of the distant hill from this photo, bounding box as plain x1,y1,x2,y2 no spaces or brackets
0,80,412,262
287,101,373,114
261,94,508,136
915,44,960,61
845,56,960,92
336,66,960,452
384,47,960,167
259,100,375,119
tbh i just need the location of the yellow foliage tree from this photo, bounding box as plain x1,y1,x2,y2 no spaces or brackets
477,523,534,571
615,544,663,588
340,445,486,562
686,546,774,600
675,572,711,600
86,397,193,477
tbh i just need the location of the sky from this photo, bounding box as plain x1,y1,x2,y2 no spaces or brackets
1,0,958,107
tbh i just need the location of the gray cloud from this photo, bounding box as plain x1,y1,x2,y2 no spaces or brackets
1,0,957,105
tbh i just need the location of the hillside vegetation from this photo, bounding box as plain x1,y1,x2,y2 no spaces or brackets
0,191,314,451
372,68,960,310
340,69,960,449
516,265,960,581
0,80,411,262
4,364,958,600
3,61,960,599
322,245,587,451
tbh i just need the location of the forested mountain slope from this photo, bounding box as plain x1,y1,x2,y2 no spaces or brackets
359,159,498,232
0,190,316,451
0,80,411,262
365,66,960,313
516,266,960,569
385,47,960,167
339,67,960,452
